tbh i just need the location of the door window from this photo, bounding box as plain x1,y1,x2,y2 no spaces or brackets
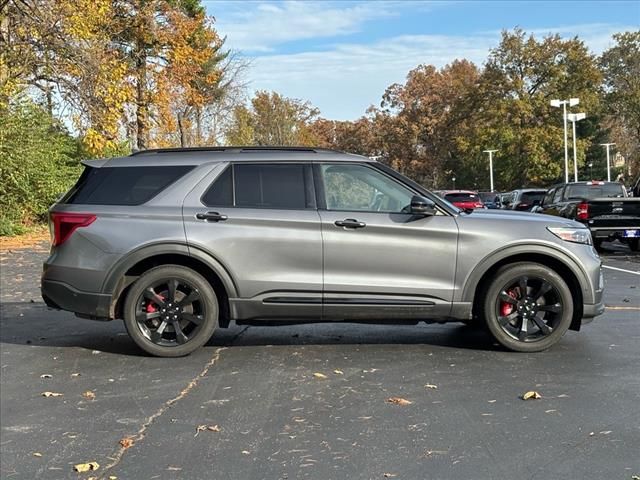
319,164,414,213
202,163,314,209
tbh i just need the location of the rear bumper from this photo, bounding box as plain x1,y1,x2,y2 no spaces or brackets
41,279,112,320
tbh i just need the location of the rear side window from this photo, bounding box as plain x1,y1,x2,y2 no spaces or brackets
566,183,626,199
202,164,314,209
64,165,194,205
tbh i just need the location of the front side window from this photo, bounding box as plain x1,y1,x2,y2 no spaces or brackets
202,163,313,209
320,163,414,213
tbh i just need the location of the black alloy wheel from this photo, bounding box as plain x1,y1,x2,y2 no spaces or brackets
124,265,218,357
482,262,574,352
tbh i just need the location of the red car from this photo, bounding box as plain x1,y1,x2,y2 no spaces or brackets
438,190,485,210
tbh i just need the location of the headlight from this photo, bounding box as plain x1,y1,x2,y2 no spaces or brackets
547,227,592,245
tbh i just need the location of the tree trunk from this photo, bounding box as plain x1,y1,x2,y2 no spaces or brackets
135,50,147,150
177,111,186,147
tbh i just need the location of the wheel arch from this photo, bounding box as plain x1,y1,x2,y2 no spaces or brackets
102,243,237,326
464,247,589,332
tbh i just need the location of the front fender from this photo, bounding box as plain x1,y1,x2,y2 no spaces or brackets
459,242,597,305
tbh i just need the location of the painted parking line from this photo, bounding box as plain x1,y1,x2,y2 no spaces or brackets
602,265,640,276
606,306,640,311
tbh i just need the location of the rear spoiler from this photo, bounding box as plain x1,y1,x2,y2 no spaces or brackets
81,158,110,168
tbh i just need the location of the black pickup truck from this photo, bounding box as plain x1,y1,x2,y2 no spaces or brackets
535,181,640,251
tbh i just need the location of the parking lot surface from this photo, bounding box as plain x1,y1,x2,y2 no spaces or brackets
1,242,639,479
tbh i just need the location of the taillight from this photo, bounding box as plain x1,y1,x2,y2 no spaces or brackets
577,202,589,221
474,202,484,208
516,202,529,210
50,212,96,246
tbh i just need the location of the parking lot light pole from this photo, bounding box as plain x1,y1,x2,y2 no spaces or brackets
567,113,586,182
600,143,616,182
483,149,498,192
551,98,579,183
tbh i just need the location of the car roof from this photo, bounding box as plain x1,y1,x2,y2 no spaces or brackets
83,146,372,168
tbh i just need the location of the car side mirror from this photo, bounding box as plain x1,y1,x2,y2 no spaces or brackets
410,195,436,216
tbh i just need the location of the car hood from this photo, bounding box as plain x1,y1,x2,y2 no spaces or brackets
463,208,584,228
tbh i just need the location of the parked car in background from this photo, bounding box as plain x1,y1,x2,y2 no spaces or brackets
41,146,604,356
479,191,501,209
499,192,512,209
535,180,640,251
438,190,485,210
505,189,547,211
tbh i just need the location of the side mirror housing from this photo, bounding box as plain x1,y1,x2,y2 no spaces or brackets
410,195,437,216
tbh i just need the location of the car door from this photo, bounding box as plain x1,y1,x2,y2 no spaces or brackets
183,162,323,321
315,162,458,320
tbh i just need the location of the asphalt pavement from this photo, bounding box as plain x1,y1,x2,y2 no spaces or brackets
1,241,638,480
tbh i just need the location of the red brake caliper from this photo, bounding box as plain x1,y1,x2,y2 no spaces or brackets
146,295,164,313
500,290,518,316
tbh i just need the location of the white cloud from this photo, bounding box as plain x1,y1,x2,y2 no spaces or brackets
245,24,635,120
210,0,400,52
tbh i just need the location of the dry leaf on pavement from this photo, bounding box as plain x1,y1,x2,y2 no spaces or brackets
71,373,81,377
33,452,42,457
522,391,542,400
82,390,96,401
119,437,134,449
383,473,397,478
195,424,221,436
333,369,344,375
40,374,52,379
313,372,328,379
386,397,412,406
41,391,63,397
425,384,438,389
73,461,99,473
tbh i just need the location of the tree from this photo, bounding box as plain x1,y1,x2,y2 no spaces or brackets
600,31,640,178
467,29,603,189
226,91,319,146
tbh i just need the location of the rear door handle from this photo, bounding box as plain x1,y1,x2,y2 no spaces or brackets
196,211,228,222
334,218,366,229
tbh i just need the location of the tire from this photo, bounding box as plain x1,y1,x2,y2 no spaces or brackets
481,262,574,352
628,238,639,252
123,265,218,357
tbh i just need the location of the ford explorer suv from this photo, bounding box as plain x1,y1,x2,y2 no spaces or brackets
42,147,604,357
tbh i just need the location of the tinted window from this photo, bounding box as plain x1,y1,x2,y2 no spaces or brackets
202,164,311,209
543,189,555,206
65,165,193,205
553,187,564,203
520,191,546,203
320,164,413,212
566,183,626,199
444,193,480,203
201,166,232,206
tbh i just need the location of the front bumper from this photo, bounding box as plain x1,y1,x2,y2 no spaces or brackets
41,279,112,320
582,300,605,320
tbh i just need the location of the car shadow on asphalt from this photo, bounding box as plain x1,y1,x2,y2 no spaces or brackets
0,301,502,356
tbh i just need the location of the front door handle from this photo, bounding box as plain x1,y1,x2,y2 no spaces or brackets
196,211,228,222
335,218,366,229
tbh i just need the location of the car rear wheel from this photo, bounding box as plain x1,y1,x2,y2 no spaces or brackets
482,262,573,352
123,265,218,357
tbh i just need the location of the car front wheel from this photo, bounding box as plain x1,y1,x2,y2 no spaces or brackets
123,265,218,357
482,262,574,352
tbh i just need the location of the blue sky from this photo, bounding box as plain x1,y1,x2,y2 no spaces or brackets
204,0,639,119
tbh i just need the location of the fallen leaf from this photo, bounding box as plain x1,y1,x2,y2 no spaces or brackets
425,384,438,389
383,474,397,478
33,452,42,457
333,369,344,375
241,450,250,455
631,475,640,480
109,477,118,480
167,466,182,471
73,461,99,473
195,424,221,436
119,437,134,449
545,409,557,413
40,374,52,379
41,391,63,397
522,391,542,400
313,372,328,379
82,390,96,401
207,425,221,432
386,397,412,406
71,373,81,377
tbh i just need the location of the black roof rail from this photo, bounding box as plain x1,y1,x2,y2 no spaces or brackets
130,146,343,156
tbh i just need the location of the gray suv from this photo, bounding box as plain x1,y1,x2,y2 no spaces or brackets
42,147,604,356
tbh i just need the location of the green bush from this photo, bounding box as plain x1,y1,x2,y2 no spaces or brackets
0,101,82,235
